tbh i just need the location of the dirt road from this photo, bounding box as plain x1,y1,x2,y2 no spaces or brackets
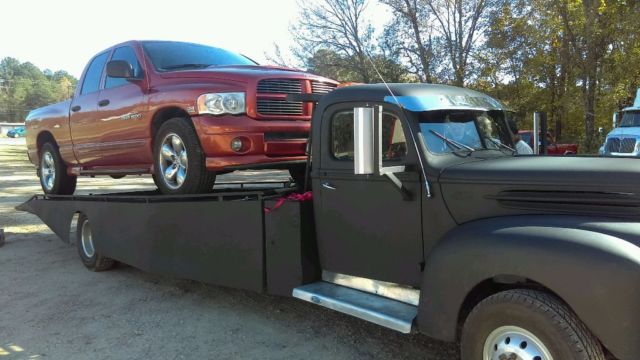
0,143,458,360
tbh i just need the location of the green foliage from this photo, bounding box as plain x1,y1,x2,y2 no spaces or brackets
287,0,640,154
0,57,77,122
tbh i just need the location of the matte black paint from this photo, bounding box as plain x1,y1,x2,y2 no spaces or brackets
418,215,640,360
265,200,320,296
18,84,640,360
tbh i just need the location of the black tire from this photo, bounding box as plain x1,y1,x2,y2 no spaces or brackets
152,118,215,194
461,289,605,360
39,142,77,195
76,213,115,272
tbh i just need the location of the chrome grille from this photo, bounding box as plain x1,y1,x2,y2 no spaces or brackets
606,137,637,153
257,79,302,94
257,100,303,115
312,81,337,94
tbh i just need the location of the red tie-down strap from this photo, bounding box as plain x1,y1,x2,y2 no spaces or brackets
264,191,313,214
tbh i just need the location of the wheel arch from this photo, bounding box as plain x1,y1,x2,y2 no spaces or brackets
36,130,57,152
150,106,193,141
417,215,640,360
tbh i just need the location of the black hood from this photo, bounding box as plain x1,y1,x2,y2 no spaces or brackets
439,155,640,224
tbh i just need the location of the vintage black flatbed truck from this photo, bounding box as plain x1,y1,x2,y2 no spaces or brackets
18,84,640,360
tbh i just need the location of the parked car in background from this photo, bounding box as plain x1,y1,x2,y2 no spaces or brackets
7,126,26,138
25,40,338,195
600,88,640,157
519,130,578,155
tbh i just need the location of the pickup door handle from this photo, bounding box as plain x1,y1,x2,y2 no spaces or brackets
71,105,81,112
322,182,336,190
98,99,110,107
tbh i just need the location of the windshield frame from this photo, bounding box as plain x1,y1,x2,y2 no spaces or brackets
141,41,257,73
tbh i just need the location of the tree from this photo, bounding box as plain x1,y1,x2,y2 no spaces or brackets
380,0,434,82
291,0,378,82
0,57,77,122
426,0,496,86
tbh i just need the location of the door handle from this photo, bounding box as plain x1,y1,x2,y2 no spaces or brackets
322,182,336,190
71,105,81,112
98,99,110,107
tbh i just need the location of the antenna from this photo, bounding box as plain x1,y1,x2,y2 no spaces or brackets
364,52,402,108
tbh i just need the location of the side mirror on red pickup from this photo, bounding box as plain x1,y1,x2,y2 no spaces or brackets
106,60,134,79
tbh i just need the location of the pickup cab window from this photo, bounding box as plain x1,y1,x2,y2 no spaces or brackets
105,46,142,89
142,41,256,72
332,110,407,161
80,52,109,95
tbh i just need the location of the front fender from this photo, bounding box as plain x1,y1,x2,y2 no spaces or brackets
417,215,640,360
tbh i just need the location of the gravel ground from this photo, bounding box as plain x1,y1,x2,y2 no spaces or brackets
0,143,458,360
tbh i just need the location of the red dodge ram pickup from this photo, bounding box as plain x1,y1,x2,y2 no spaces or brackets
26,40,337,194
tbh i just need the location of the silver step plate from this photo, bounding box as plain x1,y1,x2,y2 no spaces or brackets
322,270,420,306
293,282,417,333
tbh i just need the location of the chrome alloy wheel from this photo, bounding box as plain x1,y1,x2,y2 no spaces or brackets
40,151,56,191
483,326,553,360
159,133,188,189
80,219,95,258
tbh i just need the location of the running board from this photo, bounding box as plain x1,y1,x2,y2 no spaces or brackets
292,282,417,333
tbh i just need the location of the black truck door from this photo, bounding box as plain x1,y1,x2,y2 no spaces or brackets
314,103,423,287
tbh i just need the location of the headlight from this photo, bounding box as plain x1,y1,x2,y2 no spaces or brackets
197,92,245,115
635,140,640,153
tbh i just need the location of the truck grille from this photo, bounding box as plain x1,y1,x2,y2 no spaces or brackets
257,79,302,94
312,81,337,94
256,78,336,117
605,137,637,153
257,100,303,115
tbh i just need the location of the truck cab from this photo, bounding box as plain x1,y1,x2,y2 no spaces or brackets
600,88,640,156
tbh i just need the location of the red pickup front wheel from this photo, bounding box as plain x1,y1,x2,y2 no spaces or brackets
153,118,215,194
39,142,76,195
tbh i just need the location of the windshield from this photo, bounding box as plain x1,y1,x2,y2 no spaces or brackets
619,110,640,127
417,110,513,154
142,41,257,72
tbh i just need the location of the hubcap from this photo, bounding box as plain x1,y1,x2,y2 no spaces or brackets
40,151,56,191
81,219,95,258
159,133,188,189
483,326,553,360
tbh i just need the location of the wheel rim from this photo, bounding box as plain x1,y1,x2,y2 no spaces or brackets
158,133,188,190
40,151,56,191
81,219,95,258
483,325,553,360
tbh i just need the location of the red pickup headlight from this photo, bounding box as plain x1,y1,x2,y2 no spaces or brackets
197,92,246,115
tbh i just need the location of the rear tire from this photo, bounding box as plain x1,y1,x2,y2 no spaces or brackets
461,289,605,360
153,118,215,194
76,213,115,272
39,142,76,195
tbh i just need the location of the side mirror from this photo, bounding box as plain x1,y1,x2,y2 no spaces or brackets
353,106,411,199
598,127,604,136
613,112,619,128
106,60,134,79
353,107,376,175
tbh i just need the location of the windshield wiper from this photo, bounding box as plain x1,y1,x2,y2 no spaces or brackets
428,129,475,152
484,136,516,154
159,63,212,71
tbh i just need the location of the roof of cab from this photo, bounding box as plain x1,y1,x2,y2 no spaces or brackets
319,83,504,112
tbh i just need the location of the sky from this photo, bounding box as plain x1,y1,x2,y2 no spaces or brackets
0,0,391,78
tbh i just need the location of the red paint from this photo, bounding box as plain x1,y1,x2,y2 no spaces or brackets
26,40,337,175
519,130,579,155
